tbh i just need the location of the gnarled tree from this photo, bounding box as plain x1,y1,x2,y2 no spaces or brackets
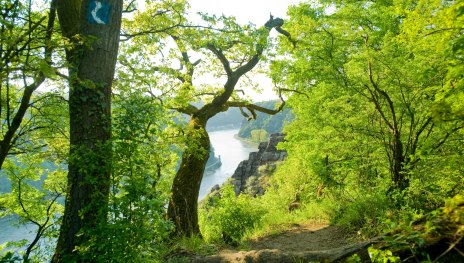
120,3,291,236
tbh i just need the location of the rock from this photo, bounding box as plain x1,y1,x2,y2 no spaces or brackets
211,184,220,192
229,133,287,196
204,133,287,198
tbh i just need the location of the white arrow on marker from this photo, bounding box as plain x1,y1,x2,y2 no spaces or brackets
91,1,106,24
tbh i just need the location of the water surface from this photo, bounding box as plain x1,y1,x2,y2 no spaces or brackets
0,128,256,245
199,129,257,200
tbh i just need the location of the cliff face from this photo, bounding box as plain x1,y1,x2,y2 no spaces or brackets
230,133,287,196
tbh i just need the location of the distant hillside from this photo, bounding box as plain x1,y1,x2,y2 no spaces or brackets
175,103,243,131
178,100,293,140
206,107,243,131
238,101,293,142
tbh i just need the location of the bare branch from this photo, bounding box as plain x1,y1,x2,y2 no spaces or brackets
265,14,296,47
228,100,284,116
120,24,181,41
192,59,202,67
235,89,245,95
431,126,463,152
2,16,47,63
16,175,40,227
207,44,232,76
424,27,464,36
194,92,217,98
280,88,309,99
122,0,137,13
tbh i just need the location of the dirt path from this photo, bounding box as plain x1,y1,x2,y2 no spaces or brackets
191,223,372,263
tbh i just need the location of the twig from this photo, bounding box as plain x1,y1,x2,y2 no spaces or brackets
433,235,464,263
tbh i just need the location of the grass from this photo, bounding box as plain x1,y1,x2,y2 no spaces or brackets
242,201,332,242
171,235,218,256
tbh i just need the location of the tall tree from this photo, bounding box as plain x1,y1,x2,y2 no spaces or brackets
271,0,463,205
52,0,123,261
119,2,291,235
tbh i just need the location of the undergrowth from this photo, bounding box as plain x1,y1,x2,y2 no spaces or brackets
199,184,265,245
191,165,462,262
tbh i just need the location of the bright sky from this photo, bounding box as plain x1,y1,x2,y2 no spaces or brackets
188,0,302,25
43,1,304,99
187,0,303,101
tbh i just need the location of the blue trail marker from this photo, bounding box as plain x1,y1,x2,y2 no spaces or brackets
88,1,111,25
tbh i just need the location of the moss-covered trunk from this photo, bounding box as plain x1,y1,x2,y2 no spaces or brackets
168,117,210,236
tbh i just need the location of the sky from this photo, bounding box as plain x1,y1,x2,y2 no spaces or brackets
187,0,303,100
188,0,302,25
42,1,304,100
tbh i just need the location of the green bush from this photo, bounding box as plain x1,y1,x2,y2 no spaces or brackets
169,235,216,257
200,185,266,244
368,246,400,263
250,129,268,143
332,192,392,237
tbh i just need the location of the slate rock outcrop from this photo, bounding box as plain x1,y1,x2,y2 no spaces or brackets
230,133,287,196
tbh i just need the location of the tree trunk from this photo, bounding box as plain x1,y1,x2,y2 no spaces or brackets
391,131,408,190
53,0,123,261
168,117,210,236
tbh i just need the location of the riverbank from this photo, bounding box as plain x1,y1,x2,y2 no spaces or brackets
233,134,260,147
198,129,257,200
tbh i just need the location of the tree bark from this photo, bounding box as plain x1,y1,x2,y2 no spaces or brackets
391,131,407,190
366,60,409,191
53,0,123,261
168,117,210,236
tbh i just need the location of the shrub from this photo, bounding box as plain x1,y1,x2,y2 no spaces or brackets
332,192,391,237
250,129,268,143
200,184,266,244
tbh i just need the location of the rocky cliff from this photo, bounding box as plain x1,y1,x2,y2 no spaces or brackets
230,133,287,196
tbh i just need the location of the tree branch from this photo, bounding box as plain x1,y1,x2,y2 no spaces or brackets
207,44,232,76
227,87,286,120
122,0,137,13
280,88,310,99
172,104,199,115
265,14,296,47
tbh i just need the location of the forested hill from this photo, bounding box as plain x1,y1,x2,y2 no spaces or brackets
205,101,293,137
206,107,243,131
237,101,293,141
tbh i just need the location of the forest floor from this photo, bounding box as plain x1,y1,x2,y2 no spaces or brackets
190,223,372,262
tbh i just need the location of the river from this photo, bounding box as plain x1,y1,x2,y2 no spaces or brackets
0,128,256,246
199,129,257,200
